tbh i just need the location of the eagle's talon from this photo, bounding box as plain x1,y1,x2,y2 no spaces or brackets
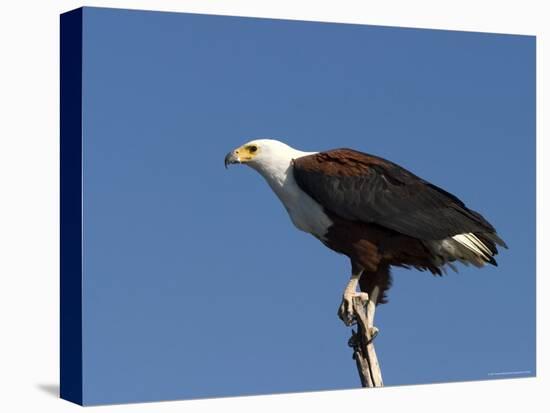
357,292,369,305
337,295,353,326
338,292,369,326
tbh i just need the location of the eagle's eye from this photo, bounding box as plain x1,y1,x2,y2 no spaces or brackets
249,145,258,153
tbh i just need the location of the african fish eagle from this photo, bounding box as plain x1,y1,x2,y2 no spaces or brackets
224,139,507,325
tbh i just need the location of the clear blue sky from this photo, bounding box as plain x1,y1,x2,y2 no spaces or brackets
81,7,535,405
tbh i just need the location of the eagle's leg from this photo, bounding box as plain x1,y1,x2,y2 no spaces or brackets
338,267,368,326
366,285,380,340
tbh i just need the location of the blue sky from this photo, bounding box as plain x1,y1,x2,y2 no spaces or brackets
80,7,535,405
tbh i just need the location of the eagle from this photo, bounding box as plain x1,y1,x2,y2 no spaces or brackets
225,139,507,326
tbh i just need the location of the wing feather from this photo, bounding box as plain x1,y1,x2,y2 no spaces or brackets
292,149,501,241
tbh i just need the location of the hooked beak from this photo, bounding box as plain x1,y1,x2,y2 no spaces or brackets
224,150,240,169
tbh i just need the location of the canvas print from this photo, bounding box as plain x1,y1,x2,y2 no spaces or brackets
60,6,536,406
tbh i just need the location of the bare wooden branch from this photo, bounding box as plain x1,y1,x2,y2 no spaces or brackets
348,295,383,387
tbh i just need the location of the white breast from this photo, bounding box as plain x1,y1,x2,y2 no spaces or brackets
272,168,333,240
248,146,333,240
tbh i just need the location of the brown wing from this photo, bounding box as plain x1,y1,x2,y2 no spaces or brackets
292,148,504,244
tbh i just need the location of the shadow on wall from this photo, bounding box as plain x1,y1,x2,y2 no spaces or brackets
36,383,59,398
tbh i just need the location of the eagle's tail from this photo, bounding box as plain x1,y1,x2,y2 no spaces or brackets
449,232,507,267
425,231,507,270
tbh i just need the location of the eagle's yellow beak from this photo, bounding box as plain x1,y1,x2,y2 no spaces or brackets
224,144,259,169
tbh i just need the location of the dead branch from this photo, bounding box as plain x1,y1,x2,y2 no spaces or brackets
347,295,383,387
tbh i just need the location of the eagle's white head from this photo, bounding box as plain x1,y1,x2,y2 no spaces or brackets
224,138,329,237
224,139,313,178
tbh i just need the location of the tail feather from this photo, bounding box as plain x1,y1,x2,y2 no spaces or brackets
424,231,506,270
451,232,504,267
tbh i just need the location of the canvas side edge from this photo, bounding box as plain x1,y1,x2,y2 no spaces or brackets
60,7,84,406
